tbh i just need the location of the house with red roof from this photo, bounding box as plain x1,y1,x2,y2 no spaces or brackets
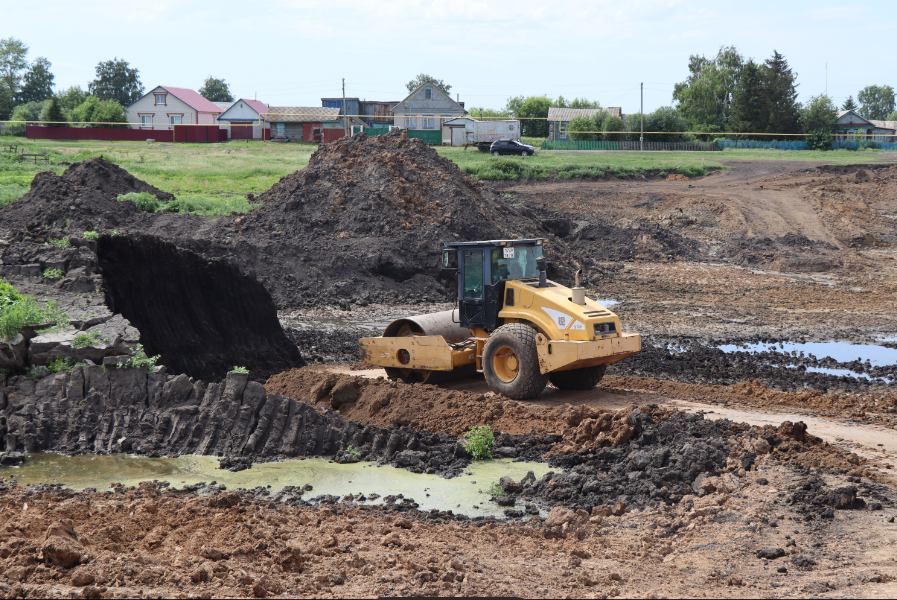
216,99,270,140
126,86,224,130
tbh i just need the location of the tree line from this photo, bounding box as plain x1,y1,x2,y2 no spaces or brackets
0,37,235,133
427,49,896,145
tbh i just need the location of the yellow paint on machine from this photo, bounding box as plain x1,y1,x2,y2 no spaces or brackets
535,332,641,374
359,335,474,372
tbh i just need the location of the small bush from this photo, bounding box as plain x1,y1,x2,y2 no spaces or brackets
117,192,160,213
676,164,706,178
481,482,504,496
0,280,69,340
807,129,833,151
462,425,495,460
117,343,161,372
71,331,100,349
48,238,72,249
82,230,99,241
345,445,361,459
110,229,121,236
487,157,525,174
42,268,63,279
47,356,76,374
231,365,249,374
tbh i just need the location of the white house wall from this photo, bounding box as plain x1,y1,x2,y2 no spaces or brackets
127,88,197,130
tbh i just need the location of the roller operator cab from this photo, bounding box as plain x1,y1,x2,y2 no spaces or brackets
359,239,641,400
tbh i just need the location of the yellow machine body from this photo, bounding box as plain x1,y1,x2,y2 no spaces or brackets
359,279,641,377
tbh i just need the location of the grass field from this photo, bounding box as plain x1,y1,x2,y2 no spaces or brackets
1,137,895,214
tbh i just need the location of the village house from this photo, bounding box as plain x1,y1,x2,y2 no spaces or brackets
322,98,399,127
126,86,223,130
390,85,465,134
833,110,896,141
216,99,270,140
547,107,622,141
265,107,365,143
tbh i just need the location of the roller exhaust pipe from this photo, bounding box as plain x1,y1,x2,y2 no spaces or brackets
572,269,585,305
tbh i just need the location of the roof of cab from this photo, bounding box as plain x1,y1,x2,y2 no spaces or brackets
443,239,545,248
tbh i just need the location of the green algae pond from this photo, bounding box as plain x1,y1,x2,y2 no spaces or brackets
2,453,553,518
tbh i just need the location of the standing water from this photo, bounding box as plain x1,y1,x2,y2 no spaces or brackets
3,454,553,519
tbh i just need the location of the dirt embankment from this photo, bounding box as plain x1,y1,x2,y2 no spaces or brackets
97,234,303,382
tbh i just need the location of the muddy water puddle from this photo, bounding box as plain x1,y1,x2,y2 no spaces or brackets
716,340,896,383
3,454,552,519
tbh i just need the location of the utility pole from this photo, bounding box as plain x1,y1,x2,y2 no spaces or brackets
640,82,644,152
342,78,348,136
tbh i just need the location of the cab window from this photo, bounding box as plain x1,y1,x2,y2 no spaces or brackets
463,251,483,298
490,245,543,284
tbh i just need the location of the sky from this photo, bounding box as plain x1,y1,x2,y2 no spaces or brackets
2,0,895,113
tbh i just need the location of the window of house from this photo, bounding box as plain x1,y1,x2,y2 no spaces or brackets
424,88,432,100
169,115,182,125
423,114,435,129
140,115,152,127
559,122,568,139
406,114,417,129
276,122,285,135
155,94,166,106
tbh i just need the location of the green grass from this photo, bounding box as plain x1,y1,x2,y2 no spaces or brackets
0,279,69,341
0,139,892,207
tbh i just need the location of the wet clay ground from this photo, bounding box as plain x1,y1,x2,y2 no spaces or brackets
1,464,896,599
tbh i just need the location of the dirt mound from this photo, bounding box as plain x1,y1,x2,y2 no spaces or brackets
97,234,304,381
214,130,566,306
0,158,171,233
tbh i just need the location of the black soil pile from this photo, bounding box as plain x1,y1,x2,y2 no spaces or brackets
0,157,172,232
186,130,570,307
97,234,304,381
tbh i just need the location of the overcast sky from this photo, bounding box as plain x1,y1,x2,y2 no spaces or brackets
3,0,894,112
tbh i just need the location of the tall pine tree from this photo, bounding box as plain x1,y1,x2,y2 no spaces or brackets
841,96,858,112
727,59,766,138
762,50,801,135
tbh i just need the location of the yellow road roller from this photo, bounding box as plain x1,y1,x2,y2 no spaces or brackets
359,239,641,400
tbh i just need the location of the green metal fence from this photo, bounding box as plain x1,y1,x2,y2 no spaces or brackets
363,126,392,136
541,140,721,151
407,130,443,145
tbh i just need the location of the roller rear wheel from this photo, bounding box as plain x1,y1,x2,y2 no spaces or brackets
548,364,607,390
483,324,548,400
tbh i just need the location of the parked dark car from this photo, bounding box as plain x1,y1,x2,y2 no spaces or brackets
489,139,535,156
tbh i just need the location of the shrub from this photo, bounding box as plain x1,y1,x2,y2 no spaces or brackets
487,157,525,174
0,280,69,340
117,192,160,213
82,230,99,241
807,129,833,151
42,268,63,279
231,366,249,374
47,356,76,374
567,115,597,141
462,425,495,460
117,343,161,372
48,238,72,249
71,331,100,349
345,445,361,459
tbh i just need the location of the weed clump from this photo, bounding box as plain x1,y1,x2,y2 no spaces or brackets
82,230,99,241
71,331,101,349
42,268,63,279
117,343,161,372
0,279,68,341
230,365,249,374
48,237,71,249
117,192,161,213
463,425,495,460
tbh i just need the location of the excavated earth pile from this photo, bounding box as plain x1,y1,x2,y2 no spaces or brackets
0,157,173,232
97,234,304,381
180,130,572,306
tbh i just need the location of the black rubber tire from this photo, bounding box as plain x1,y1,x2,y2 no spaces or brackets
482,324,548,400
548,364,607,390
